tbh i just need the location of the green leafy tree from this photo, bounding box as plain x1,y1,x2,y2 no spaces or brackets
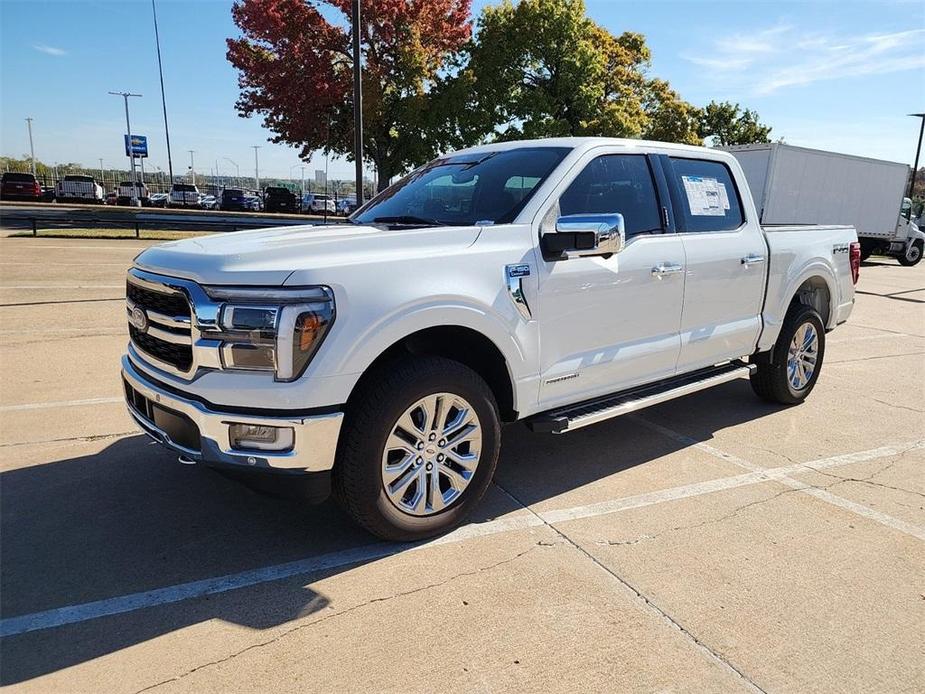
698,101,772,146
458,0,706,145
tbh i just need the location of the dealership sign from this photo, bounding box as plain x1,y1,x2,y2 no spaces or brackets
124,134,148,158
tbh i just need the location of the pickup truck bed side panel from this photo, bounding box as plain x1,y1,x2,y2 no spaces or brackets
758,225,856,352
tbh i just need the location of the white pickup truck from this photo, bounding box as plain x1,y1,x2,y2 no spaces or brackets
122,138,860,540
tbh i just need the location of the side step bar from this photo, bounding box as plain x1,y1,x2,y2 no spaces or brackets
527,361,756,434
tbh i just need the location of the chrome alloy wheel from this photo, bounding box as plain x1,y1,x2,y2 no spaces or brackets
787,322,819,391
381,393,482,516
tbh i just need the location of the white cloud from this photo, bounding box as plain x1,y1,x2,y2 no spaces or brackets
33,43,67,56
682,25,925,95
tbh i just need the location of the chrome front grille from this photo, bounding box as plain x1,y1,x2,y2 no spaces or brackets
126,273,194,375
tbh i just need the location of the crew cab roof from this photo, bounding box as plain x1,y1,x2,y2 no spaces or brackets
447,136,735,162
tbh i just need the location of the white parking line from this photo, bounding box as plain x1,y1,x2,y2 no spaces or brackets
0,441,915,638
0,397,123,412
632,417,925,541
828,332,916,344
0,285,124,290
0,244,148,251
0,262,128,266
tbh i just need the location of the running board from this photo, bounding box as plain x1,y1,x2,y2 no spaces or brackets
527,361,756,434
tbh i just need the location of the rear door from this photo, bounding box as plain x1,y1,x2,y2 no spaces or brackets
534,150,686,409
662,155,767,373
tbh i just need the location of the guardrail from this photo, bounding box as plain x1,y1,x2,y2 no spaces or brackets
0,203,334,235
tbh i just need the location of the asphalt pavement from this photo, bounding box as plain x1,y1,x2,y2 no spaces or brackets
0,236,923,693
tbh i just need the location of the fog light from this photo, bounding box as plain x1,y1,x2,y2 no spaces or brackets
229,423,294,452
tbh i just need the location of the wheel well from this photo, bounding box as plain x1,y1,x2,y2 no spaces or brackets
350,326,517,422
791,277,831,326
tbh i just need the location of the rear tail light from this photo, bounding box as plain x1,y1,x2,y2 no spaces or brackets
32,182,41,195
849,241,861,285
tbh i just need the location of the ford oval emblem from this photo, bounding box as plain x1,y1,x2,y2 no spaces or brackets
129,306,149,333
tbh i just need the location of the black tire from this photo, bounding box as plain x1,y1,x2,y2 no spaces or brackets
898,239,923,267
859,239,878,261
750,304,826,405
333,356,501,541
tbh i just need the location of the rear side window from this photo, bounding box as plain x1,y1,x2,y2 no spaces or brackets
668,158,744,232
3,173,37,183
558,155,662,236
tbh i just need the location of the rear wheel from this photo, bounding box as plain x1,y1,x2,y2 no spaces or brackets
333,356,501,541
750,304,826,405
898,239,923,267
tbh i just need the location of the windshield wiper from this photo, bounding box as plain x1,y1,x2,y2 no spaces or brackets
371,215,442,226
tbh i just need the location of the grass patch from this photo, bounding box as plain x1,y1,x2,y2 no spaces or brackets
9,227,212,240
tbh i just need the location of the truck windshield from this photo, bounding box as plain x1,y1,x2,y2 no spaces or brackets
352,147,570,227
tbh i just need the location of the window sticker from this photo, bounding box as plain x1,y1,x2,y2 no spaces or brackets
681,175,725,216
716,182,730,210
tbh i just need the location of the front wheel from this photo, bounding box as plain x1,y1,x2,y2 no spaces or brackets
333,356,501,541
898,239,923,267
750,304,826,405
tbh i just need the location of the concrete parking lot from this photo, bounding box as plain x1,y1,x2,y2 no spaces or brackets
0,235,923,693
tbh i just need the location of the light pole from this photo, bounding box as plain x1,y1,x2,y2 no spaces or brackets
109,91,142,206
99,158,104,187
252,145,261,193
908,113,924,200
351,0,364,206
187,150,195,185
223,157,239,187
151,0,174,184
25,117,36,177
301,166,306,197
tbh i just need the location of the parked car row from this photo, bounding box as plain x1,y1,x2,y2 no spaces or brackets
2,172,359,216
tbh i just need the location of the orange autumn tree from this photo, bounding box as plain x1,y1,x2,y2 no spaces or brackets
227,0,472,190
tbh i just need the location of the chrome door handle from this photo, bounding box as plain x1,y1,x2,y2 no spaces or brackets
741,254,766,266
651,263,684,278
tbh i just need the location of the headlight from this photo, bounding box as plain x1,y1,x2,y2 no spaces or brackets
203,286,335,382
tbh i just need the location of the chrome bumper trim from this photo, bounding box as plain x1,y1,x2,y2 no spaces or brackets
121,355,342,472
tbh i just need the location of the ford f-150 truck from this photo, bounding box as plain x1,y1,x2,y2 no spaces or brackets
122,138,860,540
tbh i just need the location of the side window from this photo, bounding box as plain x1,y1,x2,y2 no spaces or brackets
558,155,662,236
668,158,744,232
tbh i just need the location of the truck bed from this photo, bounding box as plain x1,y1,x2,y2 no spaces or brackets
758,223,857,353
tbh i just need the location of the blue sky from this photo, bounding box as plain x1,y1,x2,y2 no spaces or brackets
1,0,923,183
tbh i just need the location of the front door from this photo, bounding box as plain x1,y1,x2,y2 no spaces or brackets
534,153,686,410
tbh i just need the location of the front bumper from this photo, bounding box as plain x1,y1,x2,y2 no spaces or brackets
121,354,343,473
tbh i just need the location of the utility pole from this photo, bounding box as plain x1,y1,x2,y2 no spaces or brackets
188,150,195,185
109,91,142,206
252,145,261,192
98,158,104,187
301,166,306,197
908,113,925,199
152,0,174,184
351,0,364,206
25,117,36,177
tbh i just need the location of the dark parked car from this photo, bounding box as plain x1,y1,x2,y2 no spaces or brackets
220,188,248,211
1,172,42,202
264,186,298,213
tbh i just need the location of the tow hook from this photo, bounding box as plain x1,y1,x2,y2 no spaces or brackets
178,455,197,465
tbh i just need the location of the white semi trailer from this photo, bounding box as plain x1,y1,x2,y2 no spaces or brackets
725,143,923,266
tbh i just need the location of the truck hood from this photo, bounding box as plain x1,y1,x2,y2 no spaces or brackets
133,223,481,285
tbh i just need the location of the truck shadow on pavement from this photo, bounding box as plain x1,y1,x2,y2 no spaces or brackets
0,380,781,685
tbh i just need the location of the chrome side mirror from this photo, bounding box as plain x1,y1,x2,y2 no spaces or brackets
542,213,626,260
